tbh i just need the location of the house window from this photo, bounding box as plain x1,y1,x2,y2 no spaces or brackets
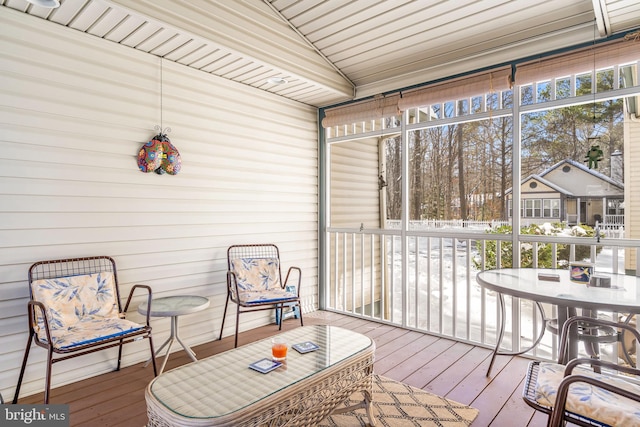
523,199,542,217
543,199,560,217
521,199,559,218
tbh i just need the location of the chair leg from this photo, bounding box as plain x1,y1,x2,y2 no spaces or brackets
12,334,34,404
278,304,284,330
148,336,158,376
219,295,230,341
234,305,241,348
298,302,304,327
117,338,124,371
44,347,54,404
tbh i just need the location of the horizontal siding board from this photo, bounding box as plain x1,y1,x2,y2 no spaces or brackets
1,72,157,125
0,10,318,400
0,165,318,195
0,222,316,246
0,210,317,228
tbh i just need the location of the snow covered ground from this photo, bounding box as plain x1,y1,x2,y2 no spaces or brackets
390,239,625,361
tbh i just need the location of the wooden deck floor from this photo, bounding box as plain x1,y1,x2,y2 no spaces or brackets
16,311,554,427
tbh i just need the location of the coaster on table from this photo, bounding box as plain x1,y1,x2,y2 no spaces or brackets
249,358,282,373
292,341,320,353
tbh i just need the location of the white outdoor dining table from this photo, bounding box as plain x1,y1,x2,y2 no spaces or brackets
476,268,640,375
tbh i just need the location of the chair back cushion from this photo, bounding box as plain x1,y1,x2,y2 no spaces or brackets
30,272,143,349
230,257,297,304
231,258,281,291
535,362,640,427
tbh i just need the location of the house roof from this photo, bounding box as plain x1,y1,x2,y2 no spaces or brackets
3,0,640,108
516,174,576,196
541,158,624,189
506,158,624,196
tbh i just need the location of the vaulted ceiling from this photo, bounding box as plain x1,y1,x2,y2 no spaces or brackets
2,0,640,108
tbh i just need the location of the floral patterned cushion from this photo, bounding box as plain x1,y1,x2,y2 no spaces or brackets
31,273,144,350
230,258,297,304
535,362,640,427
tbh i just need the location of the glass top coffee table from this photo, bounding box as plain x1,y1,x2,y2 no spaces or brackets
145,325,376,426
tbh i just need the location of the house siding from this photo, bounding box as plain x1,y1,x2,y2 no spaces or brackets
625,107,640,273
543,165,623,197
0,9,318,399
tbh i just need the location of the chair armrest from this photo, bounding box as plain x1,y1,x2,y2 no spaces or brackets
283,266,301,293
27,300,52,344
549,373,640,427
123,284,153,326
227,271,240,303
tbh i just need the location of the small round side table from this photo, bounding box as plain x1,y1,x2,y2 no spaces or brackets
138,295,210,374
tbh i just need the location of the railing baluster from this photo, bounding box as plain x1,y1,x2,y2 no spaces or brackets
438,236,444,335
427,236,432,331
369,234,375,319
360,232,365,316
351,233,356,314
452,238,458,337
414,237,420,328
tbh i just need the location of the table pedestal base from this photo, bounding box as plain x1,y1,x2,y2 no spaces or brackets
144,315,197,374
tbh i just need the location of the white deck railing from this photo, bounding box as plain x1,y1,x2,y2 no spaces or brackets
597,216,625,238
325,226,640,362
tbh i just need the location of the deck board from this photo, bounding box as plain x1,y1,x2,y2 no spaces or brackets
13,310,565,426
467,356,532,426
425,345,492,396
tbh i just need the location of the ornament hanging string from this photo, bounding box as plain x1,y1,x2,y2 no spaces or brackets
137,57,181,175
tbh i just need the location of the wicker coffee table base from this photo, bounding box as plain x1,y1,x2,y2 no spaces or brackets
146,351,375,427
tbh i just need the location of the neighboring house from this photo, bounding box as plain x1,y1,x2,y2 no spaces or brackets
506,159,624,226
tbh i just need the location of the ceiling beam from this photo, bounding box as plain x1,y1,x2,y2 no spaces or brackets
107,0,354,99
592,0,611,36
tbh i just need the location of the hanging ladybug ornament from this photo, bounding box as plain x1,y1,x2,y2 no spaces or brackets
158,137,181,175
137,127,181,175
137,138,163,173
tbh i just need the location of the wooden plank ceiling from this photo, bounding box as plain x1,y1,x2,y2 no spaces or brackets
2,0,640,108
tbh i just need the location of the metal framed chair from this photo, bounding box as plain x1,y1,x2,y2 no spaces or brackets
546,308,636,367
13,256,157,404
219,244,303,347
523,315,640,427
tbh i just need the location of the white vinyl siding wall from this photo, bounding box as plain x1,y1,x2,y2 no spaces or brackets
625,108,640,271
0,9,318,400
329,138,380,228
